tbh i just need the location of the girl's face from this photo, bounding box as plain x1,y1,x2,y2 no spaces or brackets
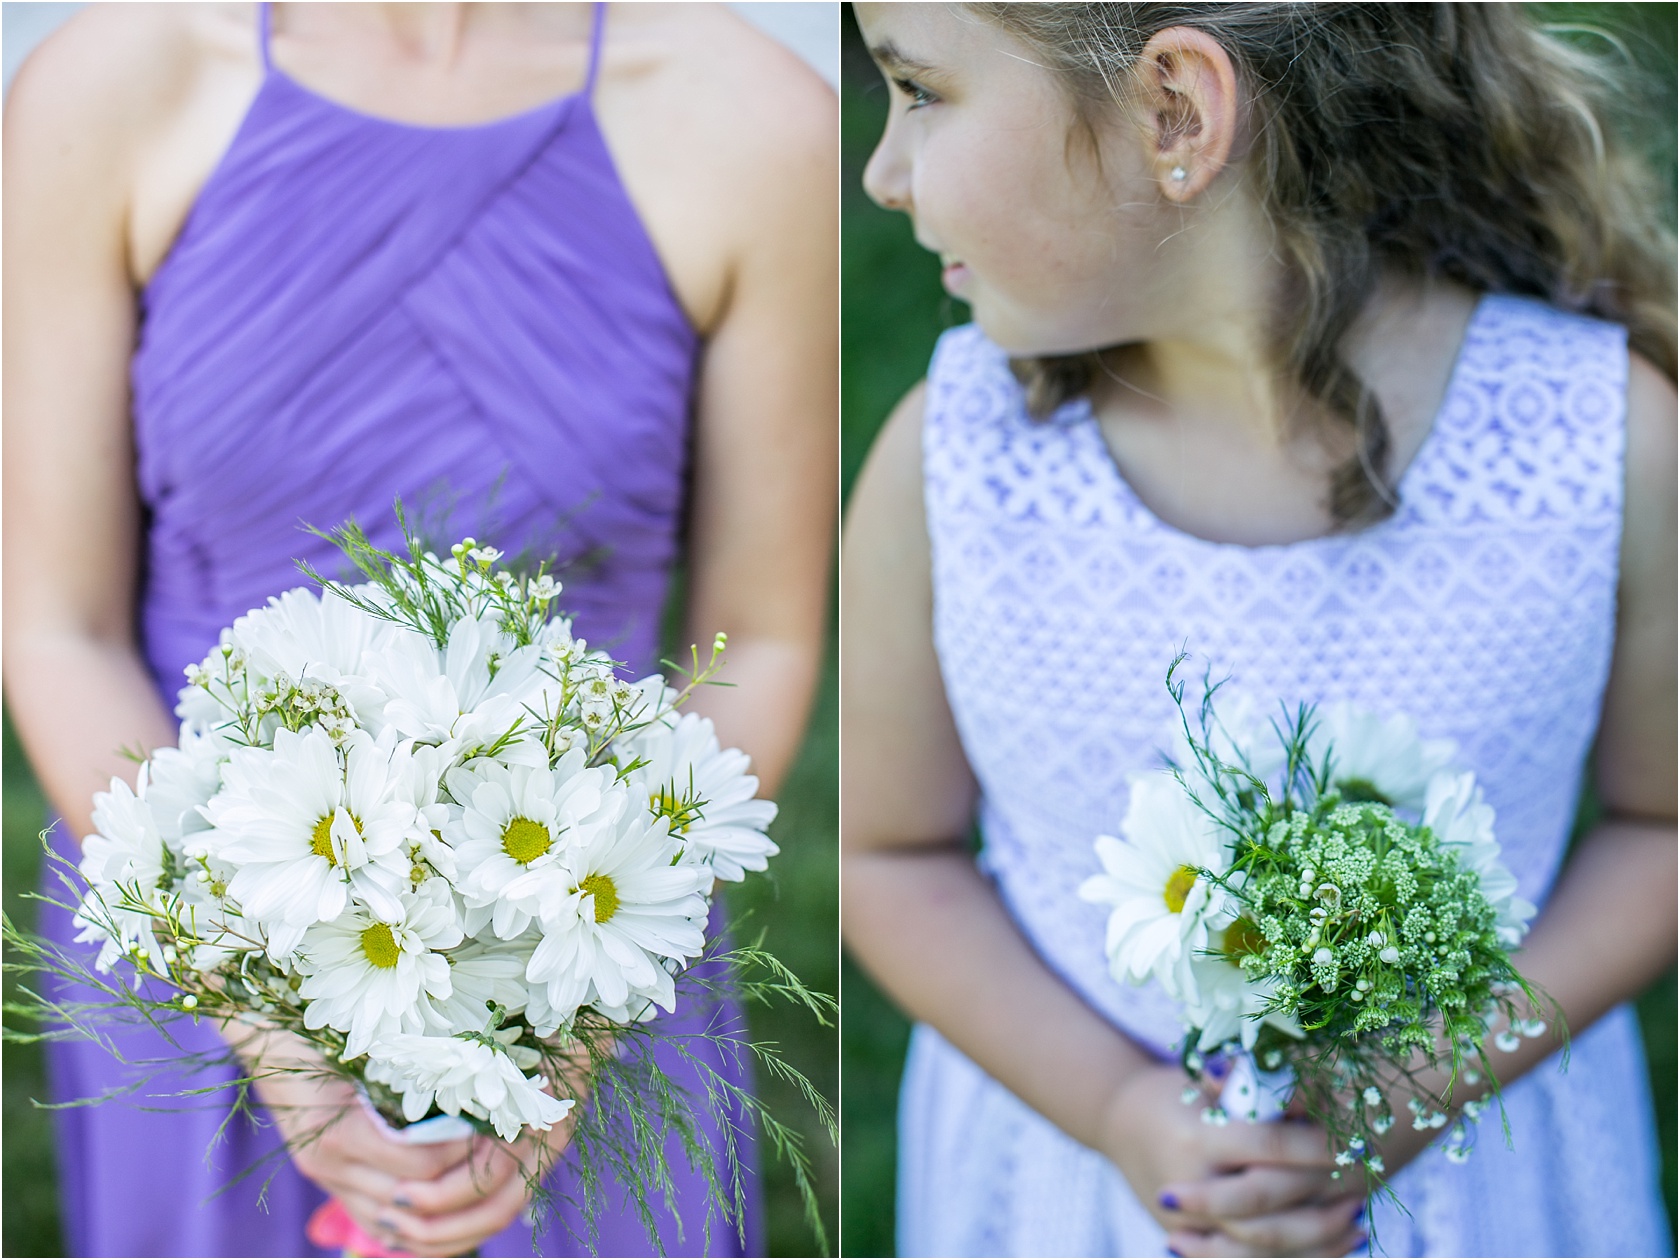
857,5,1172,357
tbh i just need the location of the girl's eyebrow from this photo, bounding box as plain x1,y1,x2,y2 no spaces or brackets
869,39,937,77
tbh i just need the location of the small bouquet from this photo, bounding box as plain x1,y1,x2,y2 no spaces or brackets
8,509,833,1253
1080,658,1553,1191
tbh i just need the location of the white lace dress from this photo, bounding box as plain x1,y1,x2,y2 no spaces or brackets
901,295,1670,1257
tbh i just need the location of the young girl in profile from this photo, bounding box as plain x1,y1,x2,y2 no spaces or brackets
842,5,1675,1257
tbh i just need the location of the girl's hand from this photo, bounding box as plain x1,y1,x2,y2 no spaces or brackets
1098,1064,1365,1257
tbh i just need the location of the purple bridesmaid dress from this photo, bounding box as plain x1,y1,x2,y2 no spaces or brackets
40,5,761,1254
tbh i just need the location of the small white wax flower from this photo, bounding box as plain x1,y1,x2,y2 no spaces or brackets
181,994,198,1010
1495,1030,1522,1052
1380,946,1401,965
1313,948,1334,965
1363,1086,1383,1106
1366,930,1386,947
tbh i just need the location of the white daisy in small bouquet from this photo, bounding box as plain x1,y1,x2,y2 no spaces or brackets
1079,655,1554,1197
5,506,834,1253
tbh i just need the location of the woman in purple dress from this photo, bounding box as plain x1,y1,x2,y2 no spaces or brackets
3,3,835,1255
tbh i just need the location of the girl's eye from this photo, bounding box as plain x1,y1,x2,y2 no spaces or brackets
893,77,938,110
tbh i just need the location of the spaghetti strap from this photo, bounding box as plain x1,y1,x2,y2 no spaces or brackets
257,1,273,74
584,2,606,96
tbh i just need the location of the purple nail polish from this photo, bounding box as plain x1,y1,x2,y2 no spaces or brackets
393,1194,413,1209
1159,1191,1180,1210
1167,1249,1184,1258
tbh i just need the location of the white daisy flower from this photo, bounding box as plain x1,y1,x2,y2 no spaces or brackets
296,880,463,1058
1423,771,1535,945
74,771,170,973
364,1028,574,1141
1078,770,1236,1005
231,586,391,685
372,614,547,750
621,710,778,883
229,586,399,736
525,812,709,1028
446,750,622,940
1307,704,1457,811
145,728,225,857
420,937,534,1036
201,727,417,959
1183,918,1303,1051
392,741,462,884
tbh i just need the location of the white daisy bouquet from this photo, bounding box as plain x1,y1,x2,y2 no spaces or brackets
1080,657,1555,1193
6,509,833,1253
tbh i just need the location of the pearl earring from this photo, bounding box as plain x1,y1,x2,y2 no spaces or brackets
1169,165,1188,183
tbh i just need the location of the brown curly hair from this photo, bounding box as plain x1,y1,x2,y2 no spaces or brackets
970,3,1676,524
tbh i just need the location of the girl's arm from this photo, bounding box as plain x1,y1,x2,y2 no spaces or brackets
843,386,1365,1258
1387,355,1675,1170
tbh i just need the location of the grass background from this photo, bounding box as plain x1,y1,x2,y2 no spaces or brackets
2,628,837,1255
839,4,1679,1255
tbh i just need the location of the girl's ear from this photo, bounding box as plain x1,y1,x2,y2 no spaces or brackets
1131,26,1239,202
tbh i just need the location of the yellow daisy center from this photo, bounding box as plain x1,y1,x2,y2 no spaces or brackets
502,816,551,865
649,786,703,835
1163,865,1199,914
1222,917,1268,965
360,922,400,970
310,816,336,862
310,811,362,866
578,872,620,924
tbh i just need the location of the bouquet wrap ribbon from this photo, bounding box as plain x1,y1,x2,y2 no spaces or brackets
305,1094,479,1258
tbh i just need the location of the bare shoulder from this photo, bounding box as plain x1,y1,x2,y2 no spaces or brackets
600,4,834,222
6,5,247,152
1595,351,1676,819
1619,353,1677,600
617,4,834,152
1624,354,1677,504
5,2,255,253
849,380,930,531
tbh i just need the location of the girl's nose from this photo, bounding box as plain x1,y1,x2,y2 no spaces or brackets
862,124,911,214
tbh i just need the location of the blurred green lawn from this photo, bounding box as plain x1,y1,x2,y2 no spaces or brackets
2,629,837,1255
839,4,1677,1256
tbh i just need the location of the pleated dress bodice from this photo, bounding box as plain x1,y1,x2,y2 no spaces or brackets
131,11,697,698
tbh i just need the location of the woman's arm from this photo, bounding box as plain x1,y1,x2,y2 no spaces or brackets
843,387,1364,1257
2,8,183,839
3,17,547,1255
664,19,838,794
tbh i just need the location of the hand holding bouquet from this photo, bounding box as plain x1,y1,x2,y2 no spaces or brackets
11,509,832,1253
1081,657,1554,1197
